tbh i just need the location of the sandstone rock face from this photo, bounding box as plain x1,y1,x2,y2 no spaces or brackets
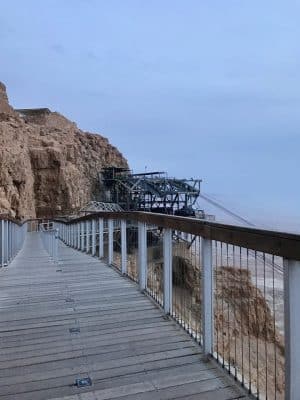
0,82,15,116
0,82,128,219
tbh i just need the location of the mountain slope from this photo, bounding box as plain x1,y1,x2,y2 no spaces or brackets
0,82,128,219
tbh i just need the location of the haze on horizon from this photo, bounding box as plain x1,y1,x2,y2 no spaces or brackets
1,1,299,232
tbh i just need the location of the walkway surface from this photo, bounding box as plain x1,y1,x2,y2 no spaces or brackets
0,233,249,400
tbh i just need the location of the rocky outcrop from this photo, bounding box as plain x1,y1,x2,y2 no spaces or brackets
0,82,128,219
0,82,15,116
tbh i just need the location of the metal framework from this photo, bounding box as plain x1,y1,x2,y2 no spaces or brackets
80,201,123,214
99,167,202,216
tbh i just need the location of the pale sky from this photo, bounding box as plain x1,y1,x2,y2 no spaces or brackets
1,1,300,231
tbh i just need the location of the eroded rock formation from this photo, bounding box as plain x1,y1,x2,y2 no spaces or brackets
0,82,128,219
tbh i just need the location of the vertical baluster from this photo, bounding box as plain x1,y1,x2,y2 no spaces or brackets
201,238,213,357
99,218,104,258
92,219,96,256
163,228,172,314
81,221,84,251
7,221,10,262
86,220,90,254
5,220,8,265
284,258,300,400
121,220,127,274
54,228,58,263
77,222,80,249
138,221,147,291
108,219,113,265
0,220,4,267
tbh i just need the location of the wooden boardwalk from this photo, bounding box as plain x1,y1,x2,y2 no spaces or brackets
0,233,249,400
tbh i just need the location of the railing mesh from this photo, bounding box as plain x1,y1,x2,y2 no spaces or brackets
213,242,284,400
171,232,202,343
146,225,164,305
126,220,138,282
112,219,122,270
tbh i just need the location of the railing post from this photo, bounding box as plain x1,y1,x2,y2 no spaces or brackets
12,224,14,258
163,228,172,314
54,229,59,263
92,219,96,256
86,220,90,254
138,221,147,291
7,221,9,259
13,224,15,256
284,258,300,400
71,224,74,248
51,231,54,257
73,223,76,248
5,220,8,265
0,220,4,267
11,222,13,259
80,222,84,251
201,237,213,357
16,225,18,254
4,221,8,265
73,224,75,248
77,222,80,249
108,219,113,265
16,225,19,253
121,220,127,274
99,218,104,258
8,221,11,262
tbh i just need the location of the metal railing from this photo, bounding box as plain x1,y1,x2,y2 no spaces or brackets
39,223,59,263
55,211,300,400
0,217,26,267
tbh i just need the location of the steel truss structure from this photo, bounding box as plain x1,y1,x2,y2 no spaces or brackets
80,201,123,213
98,167,202,216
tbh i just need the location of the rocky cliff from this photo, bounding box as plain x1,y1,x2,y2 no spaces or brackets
0,82,128,219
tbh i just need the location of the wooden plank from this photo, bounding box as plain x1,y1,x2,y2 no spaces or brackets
0,354,202,387
0,233,250,400
34,378,231,400
0,362,218,397
0,333,194,364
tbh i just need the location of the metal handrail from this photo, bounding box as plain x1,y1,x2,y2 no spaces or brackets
53,211,300,261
